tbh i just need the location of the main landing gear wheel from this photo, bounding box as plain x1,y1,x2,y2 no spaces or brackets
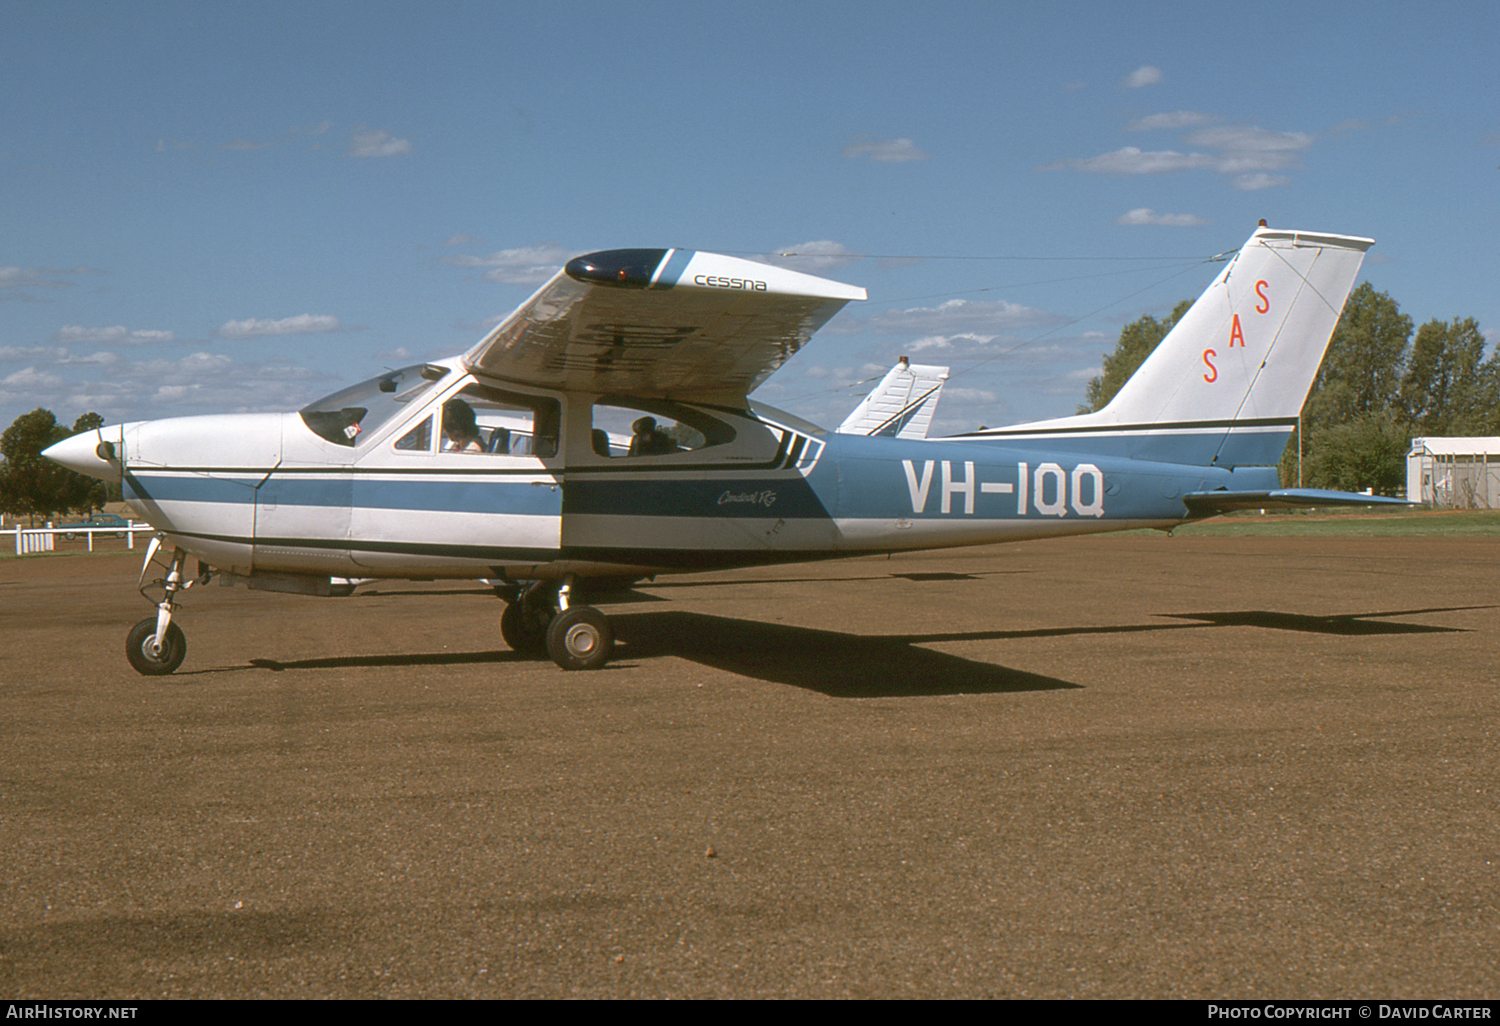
125,617,187,676
500,599,551,658
545,607,613,671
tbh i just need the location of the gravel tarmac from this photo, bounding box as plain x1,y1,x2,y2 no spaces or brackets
2,532,1497,998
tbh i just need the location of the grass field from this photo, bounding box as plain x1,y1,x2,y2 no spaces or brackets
1169,507,1500,537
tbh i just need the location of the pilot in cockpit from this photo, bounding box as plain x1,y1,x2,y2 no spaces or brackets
441,399,485,453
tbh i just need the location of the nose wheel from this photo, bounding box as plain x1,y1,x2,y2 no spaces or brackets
125,617,187,675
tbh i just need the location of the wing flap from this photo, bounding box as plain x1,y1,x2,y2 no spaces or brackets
463,249,865,399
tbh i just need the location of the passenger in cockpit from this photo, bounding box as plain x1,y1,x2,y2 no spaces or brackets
629,416,676,456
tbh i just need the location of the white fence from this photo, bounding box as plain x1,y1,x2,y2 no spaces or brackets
3,521,154,555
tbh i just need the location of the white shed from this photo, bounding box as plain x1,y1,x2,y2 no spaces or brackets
1407,437,1500,508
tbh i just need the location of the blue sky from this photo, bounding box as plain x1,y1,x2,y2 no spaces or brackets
4,0,1497,436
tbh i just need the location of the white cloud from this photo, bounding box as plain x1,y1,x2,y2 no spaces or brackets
1115,208,1208,226
764,241,861,273
151,384,195,402
1127,111,1217,131
217,314,342,339
1,265,100,294
907,332,997,353
0,347,339,423
1041,146,1218,175
1042,124,1314,184
0,345,66,362
3,366,65,389
61,352,120,366
349,128,411,158
1123,66,1162,88
441,245,573,286
843,137,930,162
1181,125,1313,173
867,297,1060,336
1231,173,1290,191
943,386,999,405
178,351,235,375
54,325,176,345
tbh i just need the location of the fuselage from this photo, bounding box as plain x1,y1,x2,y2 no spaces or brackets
46,357,1266,584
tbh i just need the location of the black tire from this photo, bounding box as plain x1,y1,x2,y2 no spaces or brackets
64,532,76,541
125,617,187,676
545,607,613,671
500,600,550,658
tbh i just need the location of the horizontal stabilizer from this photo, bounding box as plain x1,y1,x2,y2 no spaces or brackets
1182,488,1418,517
837,358,949,439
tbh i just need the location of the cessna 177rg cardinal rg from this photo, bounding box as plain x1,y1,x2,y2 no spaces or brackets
45,224,1405,674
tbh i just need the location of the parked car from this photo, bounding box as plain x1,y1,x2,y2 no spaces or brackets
56,513,130,539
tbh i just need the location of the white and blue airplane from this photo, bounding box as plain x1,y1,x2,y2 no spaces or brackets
45,224,1404,675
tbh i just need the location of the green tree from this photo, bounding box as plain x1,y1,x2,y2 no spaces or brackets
1400,317,1493,436
1305,411,1410,496
1079,299,1193,413
0,408,107,525
1296,283,1413,490
1302,282,1412,430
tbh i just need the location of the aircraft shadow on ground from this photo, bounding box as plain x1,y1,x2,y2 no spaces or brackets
606,611,1078,697
236,605,1485,697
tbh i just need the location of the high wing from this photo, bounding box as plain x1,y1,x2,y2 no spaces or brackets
463,248,866,401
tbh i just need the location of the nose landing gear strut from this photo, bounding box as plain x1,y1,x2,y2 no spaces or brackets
125,541,204,676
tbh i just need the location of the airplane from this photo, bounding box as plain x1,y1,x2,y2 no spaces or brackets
44,223,1408,676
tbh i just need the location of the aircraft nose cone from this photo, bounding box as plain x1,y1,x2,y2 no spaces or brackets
42,430,122,483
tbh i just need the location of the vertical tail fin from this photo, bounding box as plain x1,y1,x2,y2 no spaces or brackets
968,226,1373,467
1100,227,1372,430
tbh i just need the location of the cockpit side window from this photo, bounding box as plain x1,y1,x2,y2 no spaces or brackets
394,414,434,453
436,384,560,458
590,397,735,459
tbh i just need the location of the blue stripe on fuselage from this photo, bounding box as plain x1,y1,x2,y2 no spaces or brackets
124,472,260,506
128,471,561,516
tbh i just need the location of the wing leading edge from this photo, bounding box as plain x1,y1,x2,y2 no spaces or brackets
463,248,866,401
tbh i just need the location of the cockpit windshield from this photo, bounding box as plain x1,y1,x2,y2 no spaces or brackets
299,364,449,446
